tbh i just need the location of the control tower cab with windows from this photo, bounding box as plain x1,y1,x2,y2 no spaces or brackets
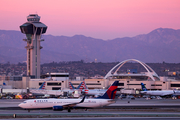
20,14,47,78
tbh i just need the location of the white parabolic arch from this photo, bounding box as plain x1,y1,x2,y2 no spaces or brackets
104,59,160,81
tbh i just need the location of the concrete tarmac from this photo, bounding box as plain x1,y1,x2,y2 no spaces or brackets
1,110,180,119
0,98,180,119
1,98,180,107
1,117,180,120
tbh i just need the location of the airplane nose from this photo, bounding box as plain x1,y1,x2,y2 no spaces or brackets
18,103,23,108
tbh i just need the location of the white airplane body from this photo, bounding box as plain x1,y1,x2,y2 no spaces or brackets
30,89,63,96
140,83,175,96
19,98,115,109
82,89,106,96
62,89,77,94
19,81,119,112
141,90,174,96
29,82,63,96
82,80,107,97
30,81,85,96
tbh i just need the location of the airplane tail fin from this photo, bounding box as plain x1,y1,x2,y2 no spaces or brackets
83,80,89,94
83,80,88,89
141,83,147,91
97,81,119,99
76,82,84,90
39,82,46,89
69,82,75,90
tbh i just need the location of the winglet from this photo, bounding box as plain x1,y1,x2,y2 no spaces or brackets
79,95,86,103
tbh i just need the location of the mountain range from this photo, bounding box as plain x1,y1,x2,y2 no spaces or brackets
0,28,180,63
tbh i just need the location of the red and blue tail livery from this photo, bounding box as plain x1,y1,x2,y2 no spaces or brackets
69,82,75,90
39,82,46,89
69,82,84,90
97,81,119,99
76,82,84,90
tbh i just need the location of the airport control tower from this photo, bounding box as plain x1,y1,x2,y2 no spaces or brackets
20,14,47,78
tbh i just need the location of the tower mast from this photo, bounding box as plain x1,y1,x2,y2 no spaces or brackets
20,14,47,78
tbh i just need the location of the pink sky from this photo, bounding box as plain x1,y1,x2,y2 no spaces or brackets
0,0,180,40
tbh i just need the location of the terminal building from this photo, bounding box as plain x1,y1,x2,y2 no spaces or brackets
1,59,180,95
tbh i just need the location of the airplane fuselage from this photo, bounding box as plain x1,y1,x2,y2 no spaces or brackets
30,89,63,96
82,89,106,96
18,98,115,109
141,90,174,96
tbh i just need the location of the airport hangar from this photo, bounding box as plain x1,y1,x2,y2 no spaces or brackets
0,59,180,94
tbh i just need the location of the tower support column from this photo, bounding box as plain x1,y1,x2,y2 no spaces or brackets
20,14,47,78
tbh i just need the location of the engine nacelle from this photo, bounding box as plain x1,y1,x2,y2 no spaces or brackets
53,106,63,111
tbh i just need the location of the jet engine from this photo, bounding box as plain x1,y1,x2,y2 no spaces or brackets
53,106,63,111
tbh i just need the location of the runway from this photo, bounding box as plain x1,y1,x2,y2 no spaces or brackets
1,98,180,108
0,98,180,119
1,110,180,119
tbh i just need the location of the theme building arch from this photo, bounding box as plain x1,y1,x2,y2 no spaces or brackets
104,59,160,81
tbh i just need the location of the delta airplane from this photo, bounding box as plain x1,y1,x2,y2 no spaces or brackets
140,83,175,96
81,81,107,97
30,82,63,96
18,81,119,112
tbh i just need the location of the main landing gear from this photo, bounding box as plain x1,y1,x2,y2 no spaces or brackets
68,107,71,112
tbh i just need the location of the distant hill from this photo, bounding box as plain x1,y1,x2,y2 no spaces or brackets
0,28,180,63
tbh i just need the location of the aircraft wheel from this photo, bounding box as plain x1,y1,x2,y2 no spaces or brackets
68,108,71,112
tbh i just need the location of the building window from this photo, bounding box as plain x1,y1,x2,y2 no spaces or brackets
51,75,69,77
127,84,142,85
151,84,162,86
72,83,80,85
171,84,180,87
118,83,124,86
86,83,101,85
14,77,22,81
116,88,121,91
39,82,43,86
47,82,61,86
52,87,61,90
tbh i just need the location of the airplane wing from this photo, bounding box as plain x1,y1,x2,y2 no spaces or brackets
53,96,86,110
161,93,173,96
140,91,147,94
63,95,86,108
